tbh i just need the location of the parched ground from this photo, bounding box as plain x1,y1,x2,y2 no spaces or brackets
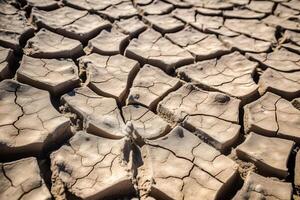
0,0,300,200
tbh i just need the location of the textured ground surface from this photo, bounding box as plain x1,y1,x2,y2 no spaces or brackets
0,0,300,200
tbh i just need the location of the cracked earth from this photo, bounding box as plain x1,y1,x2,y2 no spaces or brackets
0,0,300,200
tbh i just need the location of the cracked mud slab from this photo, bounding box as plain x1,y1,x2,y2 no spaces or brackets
24,29,83,59
0,11,34,51
139,126,238,200
97,1,138,20
246,0,275,13
258,68,300,99
0,80,70,158
115,16,147,38
244,92,300,142
50,131,134,200
122,105,170,140
86,28,129,56
63,0,123,11
138,0,173,15
183,115,240,152
247,48,300,72
177,52,259,103
144,14,184,34
157,84,241,151
220,34,271,53
284,30,300,46
127,64,181,110
79,53,140,103
223,9,266,19
236,132,294,178
32,7,111,41
26,0,59,10
166,27,230,61
263,15,300,32
233,172,293,200
0,157,51,200
17,55,80,95
125,29,194,73
224,19,276,42
0,46,13,80
158,83,240,123
61,87,125,139
172,8,239,37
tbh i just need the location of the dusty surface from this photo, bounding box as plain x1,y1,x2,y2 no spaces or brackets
0,0,300,199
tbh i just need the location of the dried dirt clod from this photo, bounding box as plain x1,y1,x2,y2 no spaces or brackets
86,28,129,56
177,52,259,103
97,1,138,20
223,9,266,19
187,0,234,9
263,15,300,32
50,131,135,200
139,126,238,200
17,55,80,95
164,0,191,7
31,7,111,41
63,0,123,11
274,4,299,18
220,34,271,53
282,0,300,11
24,28,83,59
0,157,52,200
183,115,240,151
246,0,274,13
284,30,300,46
138,0,174,15
26,0,59,10
122,105,171,140
246,48,300,72
244,92,300,143
258,68,300,100
61,87,126,139
125,29,194,73
233,172,293,200
0,46,13,80
0,79,70,158
144,14,184,34
115,16,147,38
127,64,181,110
79,53,140,103
166,27,230,61
236,132,294,178
0,11,35,51
0,1,18,15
